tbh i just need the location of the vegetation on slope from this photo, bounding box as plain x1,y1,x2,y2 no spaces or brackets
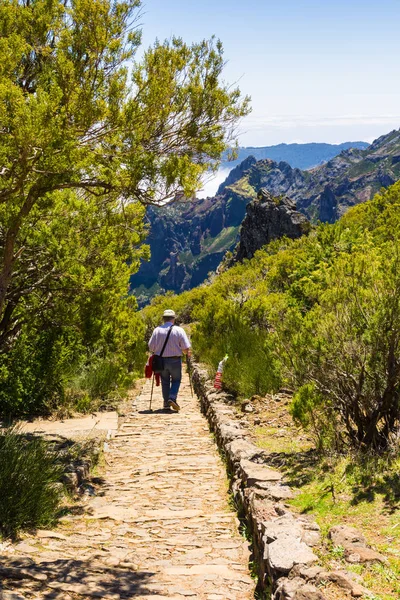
143,182,400,598
143,181,400,452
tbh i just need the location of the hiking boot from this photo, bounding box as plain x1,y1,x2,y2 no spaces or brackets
163,402,170,410
168,398,180,412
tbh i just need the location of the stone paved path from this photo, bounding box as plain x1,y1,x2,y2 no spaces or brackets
0,373,254,600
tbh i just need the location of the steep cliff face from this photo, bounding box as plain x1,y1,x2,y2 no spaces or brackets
234,189,311,262
131,183,254,306
131,130,400,304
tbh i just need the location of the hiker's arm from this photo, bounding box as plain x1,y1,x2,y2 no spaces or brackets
180,330,191,356
148,330,156,353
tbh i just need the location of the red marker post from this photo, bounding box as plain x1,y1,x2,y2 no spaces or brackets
214,355,228,389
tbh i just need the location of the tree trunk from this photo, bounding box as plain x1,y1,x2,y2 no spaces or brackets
0,192,37,326
0,229,18,322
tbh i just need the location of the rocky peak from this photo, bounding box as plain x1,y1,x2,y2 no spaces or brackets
234,188,311,262
368,129,400,153
217,155,257,194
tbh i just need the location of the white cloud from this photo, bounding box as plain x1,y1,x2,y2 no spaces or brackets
241,114,400,129
236,114,400,146
197,168,231,199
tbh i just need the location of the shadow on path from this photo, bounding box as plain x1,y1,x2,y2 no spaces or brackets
138,409,177,415
0,556,161,598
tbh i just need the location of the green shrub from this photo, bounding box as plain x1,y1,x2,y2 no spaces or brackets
0,327,84,416
146,182,400,451
0,299,147,418
290,383,337,452
285,242,400,450
0,428,64,538
68,355,134,408
193,311,281,398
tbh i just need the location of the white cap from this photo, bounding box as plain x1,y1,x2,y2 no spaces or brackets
163,309,176,318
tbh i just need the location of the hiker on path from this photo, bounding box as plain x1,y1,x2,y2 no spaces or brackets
148,309,191,412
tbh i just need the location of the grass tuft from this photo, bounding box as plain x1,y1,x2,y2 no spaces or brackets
0,427,64,539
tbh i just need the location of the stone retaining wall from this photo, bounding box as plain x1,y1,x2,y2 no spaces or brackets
54,437,102,495
60,456,92,492
190,361,368,599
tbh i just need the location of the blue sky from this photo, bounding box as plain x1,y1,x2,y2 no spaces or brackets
139,0,400,146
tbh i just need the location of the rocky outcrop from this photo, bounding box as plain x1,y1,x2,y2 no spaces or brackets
274,577,326,599
234,189,311,261
329,525,366,547
329,525,386,565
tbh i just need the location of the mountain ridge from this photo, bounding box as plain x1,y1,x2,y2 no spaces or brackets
132,129,400,305
220,140,368,171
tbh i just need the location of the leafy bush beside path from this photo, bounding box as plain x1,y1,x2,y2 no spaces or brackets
143,182,400,452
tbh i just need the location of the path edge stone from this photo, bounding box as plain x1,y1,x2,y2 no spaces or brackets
189,360,370,599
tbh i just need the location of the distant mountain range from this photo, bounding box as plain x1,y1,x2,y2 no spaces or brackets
220,141,368,171
132,131,400,305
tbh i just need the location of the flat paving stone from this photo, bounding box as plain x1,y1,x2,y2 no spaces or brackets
18,411,118,438
0,373,254,599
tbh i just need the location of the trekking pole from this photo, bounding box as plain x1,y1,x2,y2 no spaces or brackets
149,373,155,411
187,355,194,398
189,372,194,398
